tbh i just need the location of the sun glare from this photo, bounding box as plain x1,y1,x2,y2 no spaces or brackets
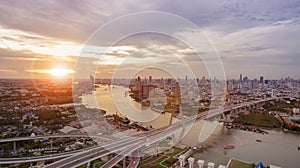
46,68,74,77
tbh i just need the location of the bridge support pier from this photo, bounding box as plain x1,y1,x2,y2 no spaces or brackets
50,139,53,152
171,134,177,145
123,157,126,168
155,142,160,155
108,153,114,160
86,161,90,168
137,150,143,159
13,141,17,154
179,126,186,141
30,162,33,168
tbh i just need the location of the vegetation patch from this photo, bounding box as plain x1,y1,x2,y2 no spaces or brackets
139,147,186,168
234,112,281,128
264,100,299,112
229,159,255,168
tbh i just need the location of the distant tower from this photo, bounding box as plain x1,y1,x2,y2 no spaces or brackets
260,76,264,84
225,80,231,105
243,76,248,83
136,76,142,98
174,82,180,108
89,74,95,90
239,74,242,83
90,74,94,85
170,82,181,125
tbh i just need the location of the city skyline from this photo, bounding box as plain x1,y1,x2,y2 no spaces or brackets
0,1,300,79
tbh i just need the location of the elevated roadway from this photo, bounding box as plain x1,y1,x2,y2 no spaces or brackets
0,134,111,143
1,97,284,167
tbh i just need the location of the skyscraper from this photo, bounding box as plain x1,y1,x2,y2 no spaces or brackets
240,74,242,83
225,80,231,104
260,76,264,84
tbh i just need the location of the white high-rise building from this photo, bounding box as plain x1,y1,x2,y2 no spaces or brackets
197,159,204,168
188,157,195,168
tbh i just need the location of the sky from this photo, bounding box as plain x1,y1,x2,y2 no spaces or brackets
0,0,299,79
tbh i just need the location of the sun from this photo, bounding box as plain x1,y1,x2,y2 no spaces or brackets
46,68,75,77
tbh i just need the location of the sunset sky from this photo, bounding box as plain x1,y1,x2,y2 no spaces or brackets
0,0,299,79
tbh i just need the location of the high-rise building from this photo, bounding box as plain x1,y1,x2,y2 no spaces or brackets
225,80,231,104
142,84,156,98
89,74,95,90
136,76,142,97
142,85,149,98
174,82,180,111
260,76,264,84
243,76,248,83
271,89,277,97
240,74,242,83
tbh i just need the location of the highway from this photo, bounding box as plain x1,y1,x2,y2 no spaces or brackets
0,97,282,167
88,111,208,168
0,134,111,143
87,97,280,168
100,141,145,168
205,97,279,119
0,143,108,164
0,152,73,165
45,125,175,168
127,151,140,168
44,121,179,168
45,136,144,168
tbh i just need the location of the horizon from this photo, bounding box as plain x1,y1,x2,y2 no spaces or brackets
0,75,299,81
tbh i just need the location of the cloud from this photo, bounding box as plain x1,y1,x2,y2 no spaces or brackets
203,19,300,78
0,0,300,78
1,0,299,39
0,0,157,42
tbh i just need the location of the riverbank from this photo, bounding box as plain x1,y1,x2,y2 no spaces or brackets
233,112,281,128
190,127,300,168
225,124,269,134
233,111,300,134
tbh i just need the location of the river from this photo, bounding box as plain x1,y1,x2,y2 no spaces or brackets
81,85,300,168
